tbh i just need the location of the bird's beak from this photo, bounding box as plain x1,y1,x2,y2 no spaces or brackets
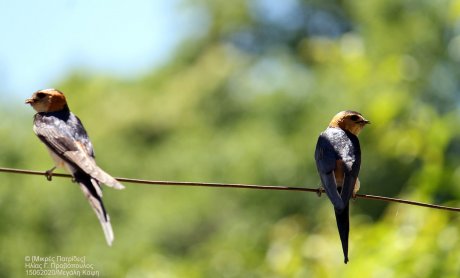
25,98,35,104
363,120,371,125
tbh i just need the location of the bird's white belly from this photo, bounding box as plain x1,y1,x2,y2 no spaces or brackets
46,147,74,174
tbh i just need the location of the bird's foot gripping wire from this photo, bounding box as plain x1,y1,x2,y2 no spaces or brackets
316,186,324,197
45,167,56,181
352,192,358,201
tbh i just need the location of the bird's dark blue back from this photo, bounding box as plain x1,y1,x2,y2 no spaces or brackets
315,127,361,176
34,110,95,158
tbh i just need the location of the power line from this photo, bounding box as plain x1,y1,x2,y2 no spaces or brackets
0,166,459,212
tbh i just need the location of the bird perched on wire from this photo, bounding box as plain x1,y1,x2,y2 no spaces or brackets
314,110,370,264
25,89,124,246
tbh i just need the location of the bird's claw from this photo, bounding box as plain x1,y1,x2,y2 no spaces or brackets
352,192,357,201
45,171,53,181
45,167,56,181
316,186,323,197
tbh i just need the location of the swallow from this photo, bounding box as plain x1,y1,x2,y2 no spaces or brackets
25,89,125,246
314,110,369,264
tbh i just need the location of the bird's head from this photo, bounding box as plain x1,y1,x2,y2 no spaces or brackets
329,110,370,136
25,89,68,113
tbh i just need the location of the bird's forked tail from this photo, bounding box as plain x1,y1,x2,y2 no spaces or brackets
74,171,114,246
334,203,350,264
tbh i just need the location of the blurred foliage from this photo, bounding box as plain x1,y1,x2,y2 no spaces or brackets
2,0,460,277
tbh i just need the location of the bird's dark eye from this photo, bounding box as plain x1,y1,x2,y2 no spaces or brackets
36,92,46,98
350,115,360,121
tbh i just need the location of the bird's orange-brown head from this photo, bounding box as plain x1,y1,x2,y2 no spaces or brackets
329,110,370,136
25,89,68,113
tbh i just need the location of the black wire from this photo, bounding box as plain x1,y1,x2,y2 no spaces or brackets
0,166,459,212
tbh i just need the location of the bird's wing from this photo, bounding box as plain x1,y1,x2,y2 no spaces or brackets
339,132,361,206
315,133,345,210
34,116,124,189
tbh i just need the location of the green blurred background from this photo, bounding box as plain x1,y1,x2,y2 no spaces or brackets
2,0,460,277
